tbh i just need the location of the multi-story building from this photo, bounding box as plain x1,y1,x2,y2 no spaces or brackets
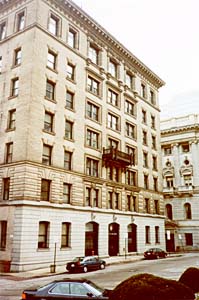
161,114,199,252
0,0,165,272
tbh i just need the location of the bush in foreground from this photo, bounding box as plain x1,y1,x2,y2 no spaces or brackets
109,273,195,300
179,267,199,293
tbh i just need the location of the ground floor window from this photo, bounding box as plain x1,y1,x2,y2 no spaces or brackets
185,233,193,246
0,220,7,250
38,221,49,249
61,222,71,248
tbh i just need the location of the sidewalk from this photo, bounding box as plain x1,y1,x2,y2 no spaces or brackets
0,253,181,280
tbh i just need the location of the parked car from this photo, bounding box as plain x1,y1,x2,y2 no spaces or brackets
144,248,167,259
66,256,106,273
21,278,111,300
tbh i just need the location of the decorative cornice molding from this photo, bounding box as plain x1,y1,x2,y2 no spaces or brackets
161,124,199,135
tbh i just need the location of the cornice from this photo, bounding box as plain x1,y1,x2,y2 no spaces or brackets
161,123,199,136
48,0,165,89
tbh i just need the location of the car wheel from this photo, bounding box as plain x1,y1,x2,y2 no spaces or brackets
83,266,88,273
100,263,105,270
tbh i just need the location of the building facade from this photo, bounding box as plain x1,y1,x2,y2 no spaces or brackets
0,0,165,272
161,114,199,252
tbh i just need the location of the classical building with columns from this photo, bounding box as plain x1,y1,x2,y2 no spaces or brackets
0,0,165,271
161,114,199,252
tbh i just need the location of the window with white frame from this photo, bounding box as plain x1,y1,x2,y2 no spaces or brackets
108,113,119,131
88,43,99,65
47,50,57,70
86,157,99,177
66,90,74,110
108,89,119,107
86,129,99,149
68,27,78,48
0,22,6,40
65,120,73,140
125,99,135,116
48,14,60,36
87,76,100,95
109,60,117,78
86,101,99,121
14,48,22,66
16,11,25,31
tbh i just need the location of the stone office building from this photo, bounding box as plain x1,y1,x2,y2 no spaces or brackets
0,0,165,271
161,114,199,252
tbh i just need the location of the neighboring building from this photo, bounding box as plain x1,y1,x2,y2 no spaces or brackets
0,0,165,272
161,114,199,252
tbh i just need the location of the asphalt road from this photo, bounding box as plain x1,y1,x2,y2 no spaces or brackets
1,253,199,300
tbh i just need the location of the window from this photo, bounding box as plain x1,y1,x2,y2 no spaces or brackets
86,101,99,121
63,183,71,204
108,138,119,149
42,144,52,165
151,115,156,129
166,176,173,188
126,145,136,165
68,27,78,48
8,109,16,130
0,56,2,73
67,62,75,81
64,151,72,170
86,129,99,149
153,177,158,191
143,130,147,145
150,90,155,104
14,48,21,66
164,146,172,155
108,191,113,209
87,76,100,95
11,78,19,97
184,203,192,220
86,157,99,177
126,72,134,89
3,178,10,200
108,89,118,106
89,44,99,64
115,193,119,209
0,22,6,40
144,174,148,189
109,60,117,78
127,195,131,211
155,226,160,243
108,113,119,131
154,200,159,214
93,189,99,207
16,11,25,31
142,110,147,123
48,14,60,36
61,222,71,247
184,175,192,186
65,120,73,140
85,187,91,206
0,221,7,250
41,179,51,201
46,80,55,101
152,156,157,170
108,166,120,182
126,170,136,186
185,233,193,246
125,100,135,116
5,142,13,163
152,135,156,149
44,112,54,133
38,221,49,248
144,198,150,213
145,226,150,244
182,143,190,153
143,152,148,168
132,196,137,212
47,50,57,70
66,90,74,109
166,204,173,220
141,83,146,98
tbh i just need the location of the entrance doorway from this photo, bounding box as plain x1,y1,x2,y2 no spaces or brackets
85,222,99,256
128,223,137,252
108,223,119,256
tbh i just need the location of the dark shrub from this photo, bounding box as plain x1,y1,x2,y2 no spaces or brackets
179,267,199,293
109,273,195,300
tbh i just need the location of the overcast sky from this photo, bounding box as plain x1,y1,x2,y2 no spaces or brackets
72,0,199,118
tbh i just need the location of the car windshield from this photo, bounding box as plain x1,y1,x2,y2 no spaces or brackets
72,257,84,262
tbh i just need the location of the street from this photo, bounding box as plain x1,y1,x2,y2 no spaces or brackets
1,253,199,300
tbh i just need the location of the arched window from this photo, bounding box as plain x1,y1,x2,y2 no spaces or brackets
184,203,192,219
165,204,173,220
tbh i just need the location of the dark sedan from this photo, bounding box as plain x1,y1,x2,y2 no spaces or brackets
21,278,111,300
144,247,167,259
66,256,106,273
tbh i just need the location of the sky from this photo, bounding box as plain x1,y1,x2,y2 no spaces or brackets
72,0,199,119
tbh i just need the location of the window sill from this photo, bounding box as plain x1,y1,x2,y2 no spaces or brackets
44,96,57,103
37,248,50,251
42,129,56,136
46,66,58,74
65,106,75,112
5,128,15,132
11,63,21,69
60,246,72,251
64,137,74,142
8,95,18,100
66,76,76,84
